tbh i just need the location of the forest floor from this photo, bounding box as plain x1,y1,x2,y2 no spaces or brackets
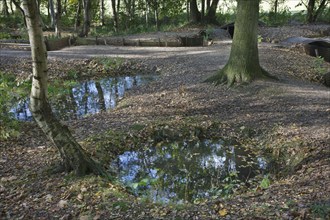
0,25,330,219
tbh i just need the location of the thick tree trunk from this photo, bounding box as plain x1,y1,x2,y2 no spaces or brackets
22,0,107,177
190,0,201,23
80,0,91,37
206,0,274,86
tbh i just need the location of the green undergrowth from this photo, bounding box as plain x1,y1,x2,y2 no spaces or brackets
0,72,30,140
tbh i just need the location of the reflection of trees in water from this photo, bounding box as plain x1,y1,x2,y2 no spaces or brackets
113,140,264,203
95,82,106,112
11,75,156,121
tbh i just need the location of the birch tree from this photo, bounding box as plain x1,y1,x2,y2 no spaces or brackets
22,0,107,176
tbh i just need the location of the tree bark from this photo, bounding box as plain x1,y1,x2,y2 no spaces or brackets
55,0,62,37
74,0,82,31
190,0,201,23
2,0,10,16
312,0,328,22
12,0,27,27
100,0,105,26
201,0,205,22
111,0,119,32
306,0,316,23
205,0,219,24
22,0,107,177
80,0,91,37
49,0,55,29
206,0,275,86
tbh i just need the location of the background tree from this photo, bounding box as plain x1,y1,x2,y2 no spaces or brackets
22,0,107,176
80,0,91,36
2,0,10,16
111,0,120,32
206,0,274,86
305,0,328,23
188,0,220,24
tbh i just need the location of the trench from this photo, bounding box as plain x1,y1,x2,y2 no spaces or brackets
11,75,156,121
110,138,267,204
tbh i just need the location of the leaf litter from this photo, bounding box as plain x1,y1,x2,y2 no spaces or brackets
1,25,330,219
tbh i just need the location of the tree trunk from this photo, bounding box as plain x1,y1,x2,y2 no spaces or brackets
100,0,105,26
2,0,10,17
145,0,149,27
74,0,82,31
312,0,328,22
201,0,205,22
55,0,62,37
22,0,107,177
186,0,190,22
206,0,210,11
306,0,315,23
80,0,91,37
111,0,119,32
206,0,274,86
190,0,201,23
49,0,55,29
12,0,27,27
205,0,219,24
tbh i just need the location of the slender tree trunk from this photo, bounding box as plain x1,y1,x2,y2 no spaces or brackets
186,0,190,22
274,0,278,14
95,82,106,112
100,0,105,26
12,0,27,27
2,0,10,16
80,0,91,37
155,5,160,31
206,0,274,86
201,0,205,22
74,0,82,31
10,0,14,14
190,0,201,23
22,0,107,177
49,0,55,29
55,0,62,37
117,0,120,17
111,0,119,32
145,0,149,27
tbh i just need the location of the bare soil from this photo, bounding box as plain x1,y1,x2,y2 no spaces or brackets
0,25,330,219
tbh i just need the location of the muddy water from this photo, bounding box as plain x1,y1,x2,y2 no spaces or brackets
11,75,156,121
110,139,267,204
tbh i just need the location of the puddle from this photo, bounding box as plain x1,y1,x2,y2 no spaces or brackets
110,139,267,204
10,75,156,121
